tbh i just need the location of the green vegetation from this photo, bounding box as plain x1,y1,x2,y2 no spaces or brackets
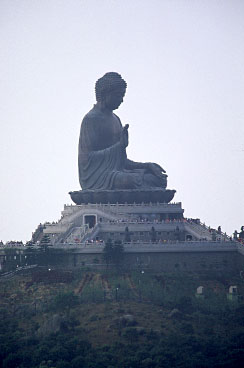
0,270,244,367
40,234,51,247
103,239,124,268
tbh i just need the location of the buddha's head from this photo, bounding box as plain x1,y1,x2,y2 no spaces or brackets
95,72,127,111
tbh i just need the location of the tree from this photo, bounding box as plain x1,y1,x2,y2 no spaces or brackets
113,240,124,268
52,292,79,317
122,327,139,344
103,239,114,267
150,227,156,243
124,227,131,242
40,234,51,249
103,239,124,269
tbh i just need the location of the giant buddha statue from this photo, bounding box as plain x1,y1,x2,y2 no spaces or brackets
69,72,175,204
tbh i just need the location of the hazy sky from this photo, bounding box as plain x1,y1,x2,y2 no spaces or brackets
0,0,243,242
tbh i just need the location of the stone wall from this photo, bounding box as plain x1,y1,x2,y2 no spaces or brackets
51,249,243,273
1,242,244,274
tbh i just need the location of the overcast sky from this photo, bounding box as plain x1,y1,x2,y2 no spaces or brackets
0,0,243,242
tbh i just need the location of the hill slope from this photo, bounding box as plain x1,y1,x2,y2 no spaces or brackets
1,269,244,368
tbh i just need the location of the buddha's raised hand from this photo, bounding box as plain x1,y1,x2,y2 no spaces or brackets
120,124,129,148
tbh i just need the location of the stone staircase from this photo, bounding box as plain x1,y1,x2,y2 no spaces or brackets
81,223,101,243
184,221,231,241
65,225,89,244
184,222,212,240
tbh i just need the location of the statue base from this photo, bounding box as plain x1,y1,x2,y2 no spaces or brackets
69,188,176,205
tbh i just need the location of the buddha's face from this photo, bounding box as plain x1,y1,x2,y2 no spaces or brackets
103,88,126,111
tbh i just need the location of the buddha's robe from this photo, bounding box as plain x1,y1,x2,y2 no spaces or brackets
78,105,166,190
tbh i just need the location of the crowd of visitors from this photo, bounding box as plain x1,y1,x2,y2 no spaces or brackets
0,240,24,247
108,217,188,224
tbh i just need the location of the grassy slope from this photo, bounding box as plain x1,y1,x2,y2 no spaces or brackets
1,270,244,367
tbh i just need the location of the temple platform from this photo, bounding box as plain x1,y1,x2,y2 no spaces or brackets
69,188,176,205
36,202,230,246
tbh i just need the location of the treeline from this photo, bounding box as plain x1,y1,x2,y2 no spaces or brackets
1,310,244,368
